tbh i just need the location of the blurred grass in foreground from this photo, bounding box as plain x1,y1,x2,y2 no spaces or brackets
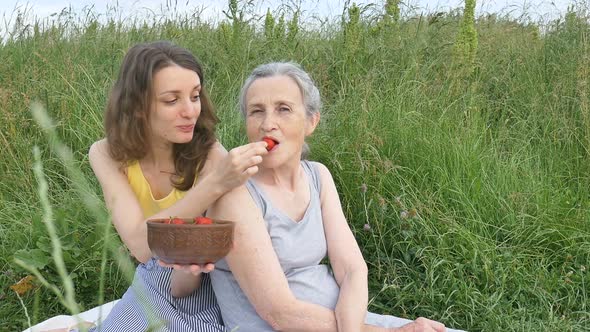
0,1,589,331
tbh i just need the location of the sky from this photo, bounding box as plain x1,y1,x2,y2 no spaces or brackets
0,0,578,31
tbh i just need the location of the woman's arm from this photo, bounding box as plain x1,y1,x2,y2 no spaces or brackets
206,186,340,331
314,163,449,332
169,264,212,297
88,139,267,263
89,139,153,262
314,161,369,332
206,168,444,332
207,184,388,332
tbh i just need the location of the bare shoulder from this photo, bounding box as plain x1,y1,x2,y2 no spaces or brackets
88,139,123,175
88,139,109,161
309,161,339,203
309,161,332,182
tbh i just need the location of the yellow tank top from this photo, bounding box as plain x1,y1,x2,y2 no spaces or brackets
126,161,189,217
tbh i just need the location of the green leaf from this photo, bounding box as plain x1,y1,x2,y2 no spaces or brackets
14,249,50,269
36,236,53,254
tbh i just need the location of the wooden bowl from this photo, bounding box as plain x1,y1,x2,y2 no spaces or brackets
147,218,235,264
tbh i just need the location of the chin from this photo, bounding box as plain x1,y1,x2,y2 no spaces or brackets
261,158,280,169
262,156,298,169
174,135,194,144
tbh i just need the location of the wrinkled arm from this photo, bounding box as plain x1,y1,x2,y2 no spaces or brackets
312,163,448,332
315,162,369,332
207,185,384,332
207,185,337,331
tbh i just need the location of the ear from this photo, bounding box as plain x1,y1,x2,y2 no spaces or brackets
305,112,320,136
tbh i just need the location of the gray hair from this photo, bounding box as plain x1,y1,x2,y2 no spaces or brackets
239,62,321,159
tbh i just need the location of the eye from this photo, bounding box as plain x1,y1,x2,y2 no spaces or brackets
164,99,177,105
192,95,201,102
279,106,291,112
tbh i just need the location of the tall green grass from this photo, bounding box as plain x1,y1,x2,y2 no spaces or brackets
1,1,589,331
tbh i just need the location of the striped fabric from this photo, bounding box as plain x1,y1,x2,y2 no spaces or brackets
89,258,225,332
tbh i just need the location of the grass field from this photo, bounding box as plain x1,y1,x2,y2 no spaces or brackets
1,1,589,331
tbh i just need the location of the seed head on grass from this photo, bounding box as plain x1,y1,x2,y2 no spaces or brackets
13,145,84,329
274,13,286,41
28,102,162,328
385,0,400,23
264,9,274,40
287,10,299,46
377,194,387,211
344,3,361,60
360,183,368,193
453,0,478,73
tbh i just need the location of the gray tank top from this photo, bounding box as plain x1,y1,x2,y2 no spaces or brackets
211,160,341,332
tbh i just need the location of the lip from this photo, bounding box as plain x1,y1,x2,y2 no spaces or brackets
263,136,279,143
263,136,279,151
177,125,195,133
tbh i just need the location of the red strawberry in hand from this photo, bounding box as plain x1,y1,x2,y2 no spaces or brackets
194,216,213,225
263,137,276,151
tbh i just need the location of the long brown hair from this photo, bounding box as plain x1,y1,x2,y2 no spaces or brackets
104,41,218,190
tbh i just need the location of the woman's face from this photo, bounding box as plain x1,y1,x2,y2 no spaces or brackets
244,75,318,168
149,64,202,146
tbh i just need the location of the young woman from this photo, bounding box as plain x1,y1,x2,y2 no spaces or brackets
63,41,267,332
186,62,466,332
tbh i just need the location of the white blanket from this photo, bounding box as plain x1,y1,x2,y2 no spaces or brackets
21,300,120,332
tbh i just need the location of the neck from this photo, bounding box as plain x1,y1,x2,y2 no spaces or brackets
256,159,302,192
143,140,175,174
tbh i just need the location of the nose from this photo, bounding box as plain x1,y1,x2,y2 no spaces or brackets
180,98,198,118
260,111,277,132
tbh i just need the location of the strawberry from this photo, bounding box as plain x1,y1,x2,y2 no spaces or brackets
171,217,185,225
262,137,276,151
194,216,213,225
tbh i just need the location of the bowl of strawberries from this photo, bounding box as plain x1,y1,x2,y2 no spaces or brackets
146,217,235,265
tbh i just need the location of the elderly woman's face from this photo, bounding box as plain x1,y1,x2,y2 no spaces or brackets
244,75,317,167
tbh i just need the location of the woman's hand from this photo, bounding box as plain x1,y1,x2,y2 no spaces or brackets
160,261,215,297
392,317,446,332
158,260,215,275
212,141,268,193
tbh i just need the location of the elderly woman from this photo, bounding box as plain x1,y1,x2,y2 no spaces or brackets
183,62,465,332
